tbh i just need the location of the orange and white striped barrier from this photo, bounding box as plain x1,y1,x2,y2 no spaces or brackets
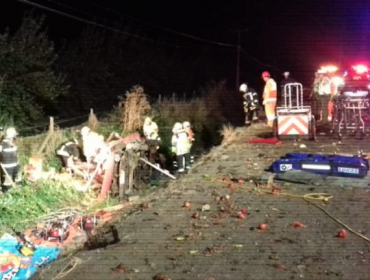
277,115,309,136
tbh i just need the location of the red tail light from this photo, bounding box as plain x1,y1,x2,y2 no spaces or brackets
353,65,368,74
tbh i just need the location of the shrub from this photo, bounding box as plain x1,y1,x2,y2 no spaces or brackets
119,85,151,133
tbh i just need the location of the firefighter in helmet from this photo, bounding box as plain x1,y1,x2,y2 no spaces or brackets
183,121,195,164
239,83,259,126
171,122,190,173
261,71,277,127
0,127,20,192
143,117,160,141
56,139,86,178
80,126,106,164
317,70,332,123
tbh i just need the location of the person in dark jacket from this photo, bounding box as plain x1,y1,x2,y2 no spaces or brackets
56,139,86,177
239,83,259,126
0,127,20,192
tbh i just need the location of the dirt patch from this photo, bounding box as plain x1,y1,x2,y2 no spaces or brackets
32,125,370,280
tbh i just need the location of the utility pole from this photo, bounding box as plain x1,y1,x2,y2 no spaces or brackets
233,28,248,90
236,30,241,90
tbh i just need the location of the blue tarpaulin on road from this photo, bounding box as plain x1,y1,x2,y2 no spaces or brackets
0,233,60,280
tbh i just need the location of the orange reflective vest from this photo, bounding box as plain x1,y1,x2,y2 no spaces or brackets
263,78,277,104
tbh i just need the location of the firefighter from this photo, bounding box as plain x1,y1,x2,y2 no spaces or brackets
239,83,259,126
261,71,277,127
56,139,86,178
171,122,190,173
80,126,106,164
143,117,160,141
183,121,195,164
0,127,20,192
317,70,332,123
311,70,325,121
143,117,162,167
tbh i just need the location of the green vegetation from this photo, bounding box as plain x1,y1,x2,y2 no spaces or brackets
0,178,88,234
0,11,68,129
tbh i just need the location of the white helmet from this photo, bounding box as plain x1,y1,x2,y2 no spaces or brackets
81,126,91,137
239,83,248,93
172,122,183,133
5,127,17,139
144,117,152,125
183,121,191,128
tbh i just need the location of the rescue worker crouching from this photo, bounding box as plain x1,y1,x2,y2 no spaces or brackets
171,122,191,173
183,121,195,164
0,127,20,192
56,139,86,178
80,126,108,178
239,83,259,126
143,117,163,168
261,71,277,128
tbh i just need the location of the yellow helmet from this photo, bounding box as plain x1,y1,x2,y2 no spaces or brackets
5,127,17,138
183,121,191,128
172,122,183,133
81,126,91,137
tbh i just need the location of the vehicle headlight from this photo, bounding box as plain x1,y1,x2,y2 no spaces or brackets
333,77,344,86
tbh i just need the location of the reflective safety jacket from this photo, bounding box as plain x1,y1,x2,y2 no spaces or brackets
243,87,259,112
83,131,105,162
143,121,159,140
318,76,331,95
263,78,277,104
0,139,19,168
56,141,80,160
171,129,190,156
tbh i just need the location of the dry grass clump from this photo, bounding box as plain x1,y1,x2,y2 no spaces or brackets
219,124,238,145
88,108,99,131
119,85,151,133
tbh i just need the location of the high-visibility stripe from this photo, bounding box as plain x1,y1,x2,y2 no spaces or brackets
302,164,331,170
2,162,18,168
278,115,309,135
264,98,277,103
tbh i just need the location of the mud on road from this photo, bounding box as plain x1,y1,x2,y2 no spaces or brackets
33,125,370,280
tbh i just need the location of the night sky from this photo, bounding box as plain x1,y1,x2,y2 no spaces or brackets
2,0,370,88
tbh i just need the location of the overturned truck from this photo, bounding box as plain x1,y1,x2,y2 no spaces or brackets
98,133,174,201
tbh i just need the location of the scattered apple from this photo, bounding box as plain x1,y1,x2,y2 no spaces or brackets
337,229,347,238
191,212,199,219
258,223,268,230
183,202,191,208
236,211,246,219
240,208,248,215
291,222,305,228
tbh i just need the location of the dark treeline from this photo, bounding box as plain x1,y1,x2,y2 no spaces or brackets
0,9,237,132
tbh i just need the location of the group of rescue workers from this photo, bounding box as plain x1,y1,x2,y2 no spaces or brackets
0,117,196,193
240,69,340,128
0,68,340,193
142,117,195,173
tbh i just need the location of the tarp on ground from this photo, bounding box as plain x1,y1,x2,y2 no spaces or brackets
270,170,370,188
0,233,60,280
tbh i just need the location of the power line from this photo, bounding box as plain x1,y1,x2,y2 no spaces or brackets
68,0,236,47
15,0,198,50
240,47,273,69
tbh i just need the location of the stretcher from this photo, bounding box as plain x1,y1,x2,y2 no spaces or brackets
275,83,315,140
270,153,369,178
